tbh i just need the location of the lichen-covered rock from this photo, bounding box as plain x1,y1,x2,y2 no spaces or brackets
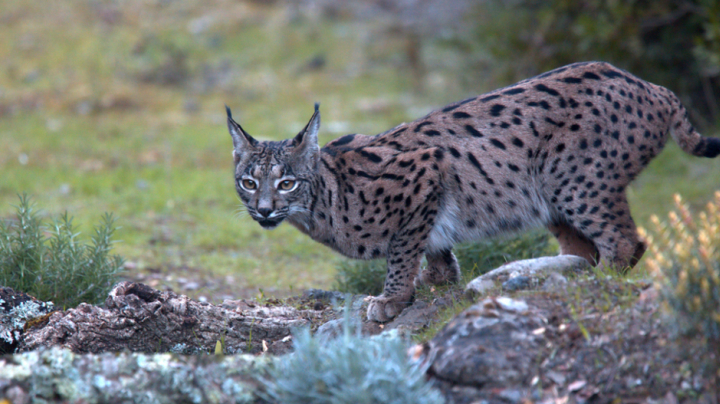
18,282,320,355
465,255,590,296
412,296,548,402
0,287,57,354
0,347,272,403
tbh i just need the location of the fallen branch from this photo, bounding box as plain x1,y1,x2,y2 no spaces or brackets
14,282,322,355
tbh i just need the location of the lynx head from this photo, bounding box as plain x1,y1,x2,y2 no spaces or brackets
226,104,321,229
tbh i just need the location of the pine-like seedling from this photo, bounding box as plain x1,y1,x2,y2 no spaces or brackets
0,194,124,308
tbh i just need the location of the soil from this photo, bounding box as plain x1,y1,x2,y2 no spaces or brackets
107,265,720,403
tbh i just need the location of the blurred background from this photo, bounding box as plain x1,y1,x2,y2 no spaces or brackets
1,0,719,302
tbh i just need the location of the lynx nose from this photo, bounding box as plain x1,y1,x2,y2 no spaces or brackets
257,207,273,218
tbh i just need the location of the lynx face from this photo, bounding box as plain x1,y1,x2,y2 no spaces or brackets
227,105,321,230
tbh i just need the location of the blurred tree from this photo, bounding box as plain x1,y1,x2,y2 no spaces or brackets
471,0,720,127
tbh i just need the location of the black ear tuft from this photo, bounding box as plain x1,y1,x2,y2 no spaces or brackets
314,102,320,113
226,105,258,149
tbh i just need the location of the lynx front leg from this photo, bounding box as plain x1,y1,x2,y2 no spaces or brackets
367,236,422,322
415,249,461,287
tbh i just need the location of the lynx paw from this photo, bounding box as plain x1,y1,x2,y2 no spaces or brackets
366,294,412,323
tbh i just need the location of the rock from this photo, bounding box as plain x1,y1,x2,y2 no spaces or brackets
0,287,57,354
465,278,495,297
502,275,532,291
546,370,566,386
497,388,525,403
386,300,439,332
415,296,547,398
303,289,347,302
317,318,345,339
0,347,270,403
465,255,590,297
541,272,569,292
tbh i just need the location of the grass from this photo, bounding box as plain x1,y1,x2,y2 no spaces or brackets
1,0,719,303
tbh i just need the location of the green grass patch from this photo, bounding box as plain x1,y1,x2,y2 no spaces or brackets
335,229,556,296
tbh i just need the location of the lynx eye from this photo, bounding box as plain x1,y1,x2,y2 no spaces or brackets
240,179,257,191
278,180,296,191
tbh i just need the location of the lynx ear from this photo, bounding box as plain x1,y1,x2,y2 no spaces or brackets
292,103,321,157
226,105,258,152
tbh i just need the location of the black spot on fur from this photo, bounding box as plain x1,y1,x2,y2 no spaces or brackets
359,150,382,163
333,134,356,146
490,104,506,117
465,125,484,138
535,84,560,96
453,111,472,119
490,139,506,150
480,94,501,103
582,71,601,80
414,121,432,133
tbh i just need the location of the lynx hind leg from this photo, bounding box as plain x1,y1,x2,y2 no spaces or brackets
558,195,644,272
415,249,461,287
548,222,599,266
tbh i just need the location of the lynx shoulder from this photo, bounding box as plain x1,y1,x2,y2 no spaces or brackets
226,61,720,322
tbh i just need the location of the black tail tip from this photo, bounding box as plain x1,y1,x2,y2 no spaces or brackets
702,137,720,158
225,104,232,119
314,102,320,113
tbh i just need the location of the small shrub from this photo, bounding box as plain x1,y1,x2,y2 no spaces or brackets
334,229,556,295
262,314,445,404
0,195,124,308
641,192,720,349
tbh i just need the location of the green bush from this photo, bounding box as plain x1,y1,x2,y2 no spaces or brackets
335,229,556,295
0,195,124,308
469,0,720,125
262,315,445,404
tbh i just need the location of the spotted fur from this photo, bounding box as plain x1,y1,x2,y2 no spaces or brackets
226,62,720,322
